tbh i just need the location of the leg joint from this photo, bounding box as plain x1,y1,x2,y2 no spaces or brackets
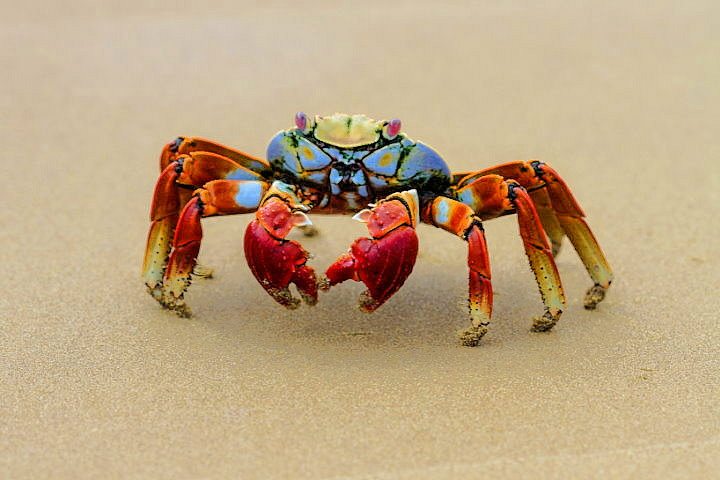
169,136,185,153
173,156,186,174
462,217,484,240
505,180,526,203
530,160,546,178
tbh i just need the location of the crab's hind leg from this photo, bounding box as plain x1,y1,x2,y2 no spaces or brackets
143,148,266,297
161,180,269,316
454,175,566,332
454,165,564,255
527,187,565,257
143,162,184,301
421,197,492,346
323,190,420,313
531,162,613,308
160,136,271,174
456,161,613,309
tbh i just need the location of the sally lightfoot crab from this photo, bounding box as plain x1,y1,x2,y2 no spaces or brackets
142,113,613,345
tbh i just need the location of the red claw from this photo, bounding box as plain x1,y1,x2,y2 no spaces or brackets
244,197,318,309
325,190,420,312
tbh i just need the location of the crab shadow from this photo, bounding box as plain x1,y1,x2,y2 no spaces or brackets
183,218,600,352
192,262,569,351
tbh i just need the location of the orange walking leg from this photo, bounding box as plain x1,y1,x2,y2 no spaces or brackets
453,176,566,332
454,160,613,309
422,196,493,346
162,180,269,316
159,136,270,174
143,150,265,300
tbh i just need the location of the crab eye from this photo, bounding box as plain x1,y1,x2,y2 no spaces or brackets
382,118,402,140
294,112,314,134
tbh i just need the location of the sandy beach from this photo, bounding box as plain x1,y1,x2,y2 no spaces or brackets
2,1,719,478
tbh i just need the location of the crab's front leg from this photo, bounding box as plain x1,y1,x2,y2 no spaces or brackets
322,190,420,312
161,179,269,316
243,182,319,309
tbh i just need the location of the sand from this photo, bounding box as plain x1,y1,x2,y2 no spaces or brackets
2,1,719,478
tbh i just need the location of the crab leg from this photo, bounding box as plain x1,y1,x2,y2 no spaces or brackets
323,190,420,313
422,196,492,346
454,164,565,255
532,162,612,308
455,161,613,308
243,181,319,309
453,175,566,333
143,152,265,298
160,136,270,174
160,180,269,316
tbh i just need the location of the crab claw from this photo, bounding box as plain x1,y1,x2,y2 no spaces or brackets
244,183,318,309
324,190,420,312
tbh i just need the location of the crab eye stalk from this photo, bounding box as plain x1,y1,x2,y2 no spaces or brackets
294,111,314,134
382,118,402,140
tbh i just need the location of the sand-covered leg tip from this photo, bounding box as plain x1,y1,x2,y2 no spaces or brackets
172,303,192,318
584,284,607,310
459,323,489,347
299,224,319,237
147,284,165,303
164,297,192,318
531,309,561,332
193,264,214,279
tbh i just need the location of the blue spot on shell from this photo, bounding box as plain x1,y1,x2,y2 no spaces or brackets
397,142,450,181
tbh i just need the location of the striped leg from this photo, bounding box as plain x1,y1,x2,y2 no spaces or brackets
454,175,566,332
454,160,613,309
162,180,269,316
532,162,613,308
143,162,184,302
422,197,493,346
160,136,270,174
143,151,265,301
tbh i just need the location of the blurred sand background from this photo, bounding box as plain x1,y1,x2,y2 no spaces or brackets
2,1,719,478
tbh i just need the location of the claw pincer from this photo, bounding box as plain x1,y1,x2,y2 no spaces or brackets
324,190,420,312
244,190,318,309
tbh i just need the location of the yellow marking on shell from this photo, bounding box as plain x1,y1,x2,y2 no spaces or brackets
378,153,393,167
301,146,314,159
313,113,381,148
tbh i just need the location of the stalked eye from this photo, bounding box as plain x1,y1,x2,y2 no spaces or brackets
294,111,314,134
382,118,402,140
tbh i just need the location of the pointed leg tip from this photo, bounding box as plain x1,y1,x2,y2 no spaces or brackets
458,324,488,347
193,264,214,279
147,284,164,303
163,298,193,317
147,285,190,315
583,284,607,310
173,305,193,318
531,310,561,332
551,242,562,257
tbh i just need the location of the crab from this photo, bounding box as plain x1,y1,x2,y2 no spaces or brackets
142,113,613,346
